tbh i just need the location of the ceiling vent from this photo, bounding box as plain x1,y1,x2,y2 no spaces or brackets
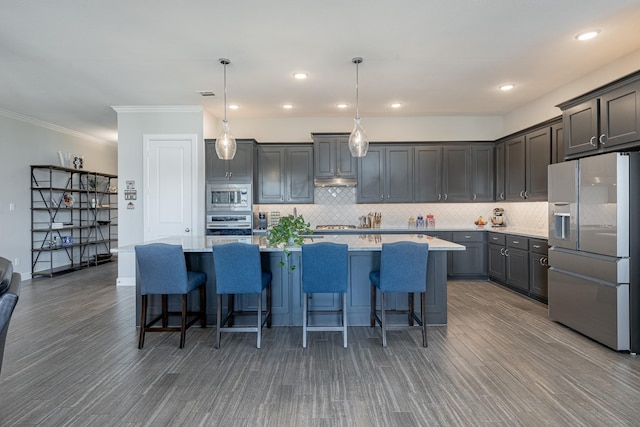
197,91,216,97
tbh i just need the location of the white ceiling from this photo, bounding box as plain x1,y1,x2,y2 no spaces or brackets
2,1,640,143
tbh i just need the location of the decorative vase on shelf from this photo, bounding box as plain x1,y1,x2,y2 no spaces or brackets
63,193,75,207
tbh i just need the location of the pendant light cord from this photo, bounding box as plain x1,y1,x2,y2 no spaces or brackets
355,60,360,120
223,61,228,122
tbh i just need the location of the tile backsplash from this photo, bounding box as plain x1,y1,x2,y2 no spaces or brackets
255,187,548,230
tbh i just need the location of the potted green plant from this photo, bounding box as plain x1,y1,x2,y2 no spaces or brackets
267,214,313,271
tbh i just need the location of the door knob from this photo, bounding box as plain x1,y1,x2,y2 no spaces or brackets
185,228,190,232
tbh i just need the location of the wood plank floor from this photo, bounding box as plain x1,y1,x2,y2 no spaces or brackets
1,262,640,426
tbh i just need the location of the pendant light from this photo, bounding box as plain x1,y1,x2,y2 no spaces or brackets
215,58,237,160
348,57,369,157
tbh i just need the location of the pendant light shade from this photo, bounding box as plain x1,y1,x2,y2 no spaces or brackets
215,58,237,160
348,57,369,157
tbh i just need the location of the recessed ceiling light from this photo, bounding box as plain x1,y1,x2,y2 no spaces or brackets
499,84,515,91
575,30,600,41
293,73,308,80
390,103,402,108
337,103,348,109
282,104,294,109
228,104,239,110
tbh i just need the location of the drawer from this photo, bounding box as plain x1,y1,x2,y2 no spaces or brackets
452,231,484,243
487,232,506,246
529,239,548,255
507,235,529,250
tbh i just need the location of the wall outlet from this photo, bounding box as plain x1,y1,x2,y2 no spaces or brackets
9,202,15,211
13,257,19,266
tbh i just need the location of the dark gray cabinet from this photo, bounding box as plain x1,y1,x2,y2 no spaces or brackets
255,145,314,204
312,134,357,179
448,231,487,279
357,145,413,203
415,144,492,203
205,139,254,182
488,232,548,301
441,146,470,202
525,127,551,201
561,77,640,158
414,146,442,202
529,239,549,301
494,142,505,201
505,128,550,201
470,145,494,201
551,123,565,163
489,233,529,291
505,136,525,201
505,235,530,292
487,232,507,281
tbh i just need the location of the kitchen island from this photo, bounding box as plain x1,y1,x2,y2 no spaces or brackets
115,234,465,327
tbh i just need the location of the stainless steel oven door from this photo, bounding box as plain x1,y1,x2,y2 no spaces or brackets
206,213,252,235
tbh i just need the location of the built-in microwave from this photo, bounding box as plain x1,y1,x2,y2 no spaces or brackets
206,183,252,212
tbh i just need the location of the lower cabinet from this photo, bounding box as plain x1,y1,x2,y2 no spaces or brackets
529,239,549,301
487,232,548,302
448,231,487,279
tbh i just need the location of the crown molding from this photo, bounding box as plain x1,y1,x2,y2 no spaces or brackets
0,108,109,144
111,105,203,114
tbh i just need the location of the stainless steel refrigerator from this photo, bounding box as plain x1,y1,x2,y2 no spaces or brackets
548,152,640,352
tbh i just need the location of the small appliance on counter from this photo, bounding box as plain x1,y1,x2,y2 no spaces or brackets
490,207,506,227
258,212,268,230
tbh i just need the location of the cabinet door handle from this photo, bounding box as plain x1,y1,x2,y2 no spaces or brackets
599,134,607,145
524,191,529,198
444,193,448,201
380,195,384,200
504,249,509,256
331,169,335,175
589,136,597,147
519,191,524,198
512,240,519,244
464,235,472,239
437,194,441,201
473,194,477,200
337,168,341,175
500,192,505,200
229,172,232,178
500,247,505,255
533,244,541,248
281,195,284,201
492,237,499,241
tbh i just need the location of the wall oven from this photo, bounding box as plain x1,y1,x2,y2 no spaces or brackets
206,183,252,212
206,213,252,236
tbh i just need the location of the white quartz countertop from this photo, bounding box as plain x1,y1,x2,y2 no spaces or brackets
113,233,465,253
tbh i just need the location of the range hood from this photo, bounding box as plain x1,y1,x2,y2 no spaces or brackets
314,177,358,187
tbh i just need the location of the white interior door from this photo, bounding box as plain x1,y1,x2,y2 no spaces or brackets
143,134,197,240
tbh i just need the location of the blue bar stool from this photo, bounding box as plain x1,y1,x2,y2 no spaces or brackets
135,243,207,349
301,242,349,348
213,243,272,349
369,242,429,347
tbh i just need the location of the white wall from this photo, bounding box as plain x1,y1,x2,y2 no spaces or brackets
0,112,117,278
503,48,640,135
114,107,205,285
227,115,503,143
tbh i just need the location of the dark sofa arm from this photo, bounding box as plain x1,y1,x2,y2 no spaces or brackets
0,270,21,375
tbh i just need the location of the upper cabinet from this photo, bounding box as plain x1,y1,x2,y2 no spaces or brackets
503,126,551,201
255,145,314,204
494,142,505,200
559,72,640,159
413,144,494,203
469,145,494,202
205,139,254,182
551,122,564,164
357,145,413,203
312,133,357,180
